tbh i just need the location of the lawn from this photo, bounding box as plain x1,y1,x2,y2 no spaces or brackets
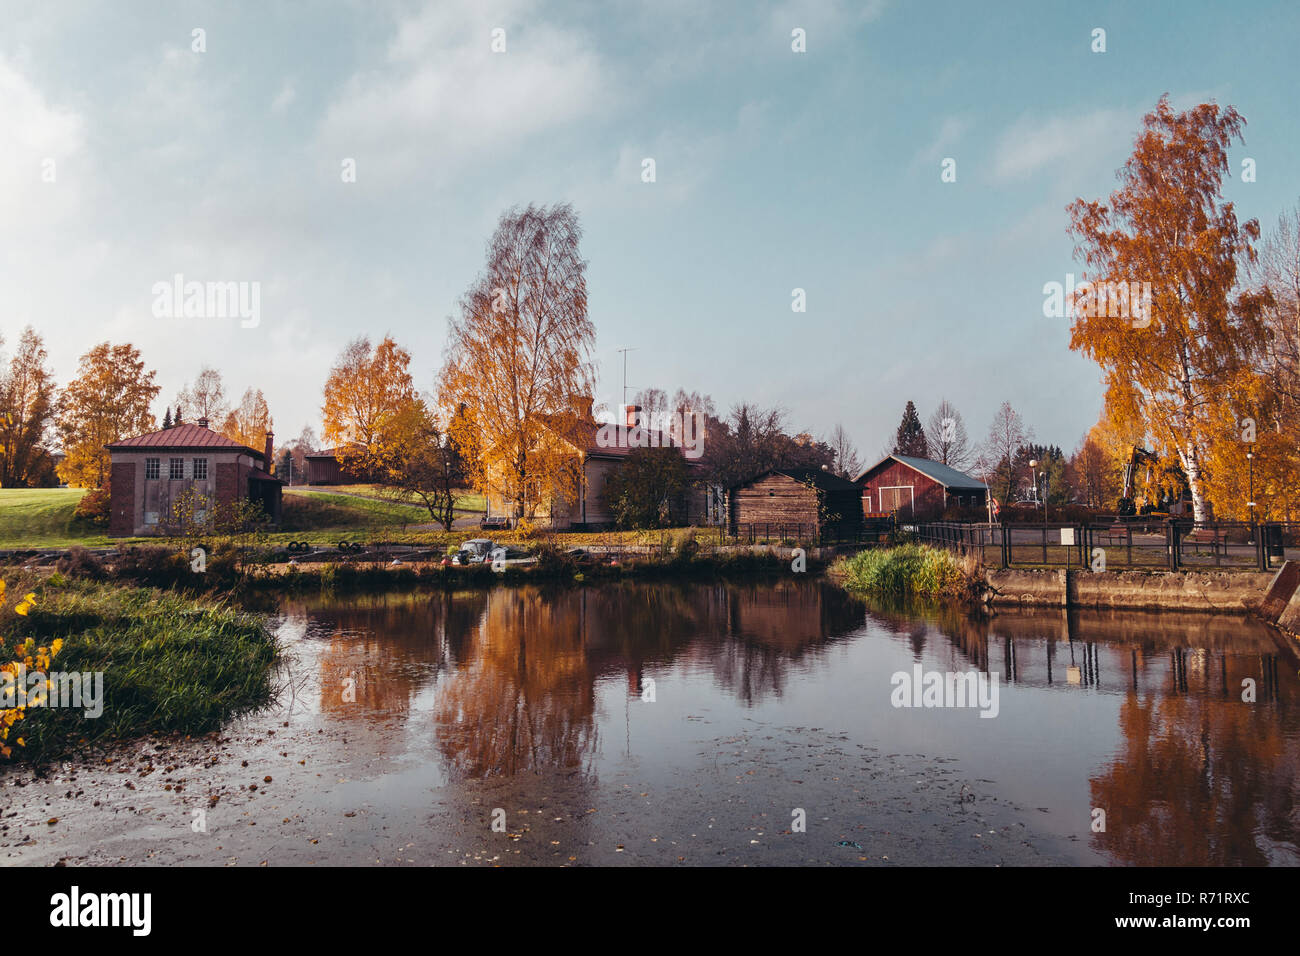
294,483,486,514
280,488,434,536
0,488,109,548
0,486,724,552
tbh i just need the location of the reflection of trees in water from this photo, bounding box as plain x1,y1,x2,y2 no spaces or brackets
283,581,868,778
705,581,865,704
1091,687,1299,865
865,596,1300,864
282,591,488,722
434,587,599,779
857,595,991,670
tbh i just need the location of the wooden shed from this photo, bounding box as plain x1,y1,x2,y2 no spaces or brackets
728,468,864,537
304,448,371,485
854,454,988,521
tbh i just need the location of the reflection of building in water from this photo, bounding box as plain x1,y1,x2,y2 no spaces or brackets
912,602,1300,866
343,580,861,776
293,591,486,725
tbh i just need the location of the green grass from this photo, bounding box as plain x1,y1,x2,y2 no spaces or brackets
0,487,113,548
296,483,487,514
834,544,975,599
2,574,279,762
281,488,432,531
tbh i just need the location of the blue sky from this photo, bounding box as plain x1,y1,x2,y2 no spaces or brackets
1,0,1296,459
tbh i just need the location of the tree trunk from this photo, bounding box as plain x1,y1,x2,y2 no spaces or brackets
1182,440,1208,523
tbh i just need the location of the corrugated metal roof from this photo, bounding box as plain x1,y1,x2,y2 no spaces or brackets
107,423,264,459
731,467,860,491
856,454,987,488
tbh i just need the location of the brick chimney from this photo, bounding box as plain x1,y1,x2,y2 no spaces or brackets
624,404,642,428
264,429,274,471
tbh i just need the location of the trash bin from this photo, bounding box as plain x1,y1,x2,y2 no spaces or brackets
1265,524,1285,562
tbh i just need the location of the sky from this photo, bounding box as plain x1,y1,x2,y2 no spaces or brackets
1,0,1297,462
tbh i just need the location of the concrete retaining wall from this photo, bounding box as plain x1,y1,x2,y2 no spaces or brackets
985,568,1273,613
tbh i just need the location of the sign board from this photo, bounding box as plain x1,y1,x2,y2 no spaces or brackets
1060,527,1076,546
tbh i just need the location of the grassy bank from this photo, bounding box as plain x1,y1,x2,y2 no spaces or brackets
1,573,279,763
832,544,981,600
0,488,103,548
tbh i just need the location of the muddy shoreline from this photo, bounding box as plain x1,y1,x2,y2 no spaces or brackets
2,715,1074,867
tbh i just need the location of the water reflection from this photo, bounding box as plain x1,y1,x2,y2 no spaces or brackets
275,581,1300,864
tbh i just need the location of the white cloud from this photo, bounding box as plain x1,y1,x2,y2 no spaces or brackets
0,55,85,217
271,81,297,114
316,1,611,185
914,114,972,166
992,108,1133,183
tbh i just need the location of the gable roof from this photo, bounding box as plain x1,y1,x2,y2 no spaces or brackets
732,467,860,492
544,416,704,467
855,454,986,489
107,423,265,461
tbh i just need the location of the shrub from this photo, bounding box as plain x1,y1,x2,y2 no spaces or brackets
55,546,106,581
73,488,111,527
113,545,191,588
835,544,973,599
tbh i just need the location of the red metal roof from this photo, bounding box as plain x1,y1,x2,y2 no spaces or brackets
107,423,265,460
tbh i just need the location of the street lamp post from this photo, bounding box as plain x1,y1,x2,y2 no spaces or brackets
1247,450,1256,542
1029,458,1045,523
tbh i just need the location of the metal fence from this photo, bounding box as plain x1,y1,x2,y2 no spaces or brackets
720,521,895,547
912,519,1291,572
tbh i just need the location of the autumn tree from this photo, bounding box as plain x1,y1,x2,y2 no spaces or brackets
439,203,596,520
925,398,972,469
57,342,159,488
382,398,466,530
892,400,929,458
322,335,419,482
1213,204,1300,519
1067,96,1271,521
175,366,229,425
0,327,60,488
221,388,272,452
1068,431,1114,508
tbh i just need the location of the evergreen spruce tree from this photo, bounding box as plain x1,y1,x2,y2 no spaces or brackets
892,401,929,458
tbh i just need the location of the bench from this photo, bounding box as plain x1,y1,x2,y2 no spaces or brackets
1183,528,1229,555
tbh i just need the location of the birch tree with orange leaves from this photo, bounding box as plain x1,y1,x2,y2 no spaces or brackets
1067,96,1271,521
321,335,419,480
438,203,596,520
56,342,159,488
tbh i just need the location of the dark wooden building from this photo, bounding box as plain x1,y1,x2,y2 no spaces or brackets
854,454,987,520
304,448,371,485
728,468,864,536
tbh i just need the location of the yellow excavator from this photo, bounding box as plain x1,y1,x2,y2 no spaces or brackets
1118,446,1191,516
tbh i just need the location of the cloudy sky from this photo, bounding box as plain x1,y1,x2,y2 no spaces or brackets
2,0,1297,459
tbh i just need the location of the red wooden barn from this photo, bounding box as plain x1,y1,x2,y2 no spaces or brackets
854,454,988,521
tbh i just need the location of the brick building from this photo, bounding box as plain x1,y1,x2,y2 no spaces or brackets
106,419,282,536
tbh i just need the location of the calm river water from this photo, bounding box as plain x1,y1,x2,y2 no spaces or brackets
4,579,1298,866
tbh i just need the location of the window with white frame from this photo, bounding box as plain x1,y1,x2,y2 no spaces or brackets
193,458,208,480
145,458,160,480
169,457,184,479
